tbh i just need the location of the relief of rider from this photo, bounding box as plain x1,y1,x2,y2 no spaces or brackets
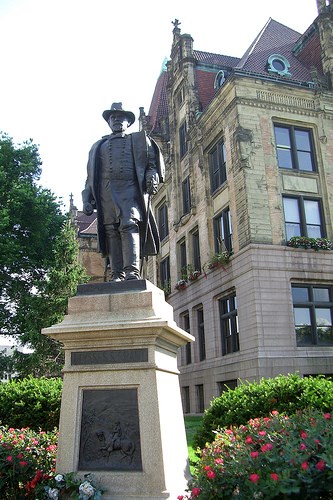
82,102,164,281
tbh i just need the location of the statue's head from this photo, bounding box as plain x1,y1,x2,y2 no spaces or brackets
102,102,135,130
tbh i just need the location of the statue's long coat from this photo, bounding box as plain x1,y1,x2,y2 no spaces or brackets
82,130,165,258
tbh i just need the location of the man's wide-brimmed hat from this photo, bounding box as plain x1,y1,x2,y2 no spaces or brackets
102,102,135,127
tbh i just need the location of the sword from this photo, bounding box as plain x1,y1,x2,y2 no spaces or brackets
140,194,152,276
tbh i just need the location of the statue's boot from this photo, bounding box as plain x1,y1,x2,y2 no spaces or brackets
105,225,125,281
121,229,141,280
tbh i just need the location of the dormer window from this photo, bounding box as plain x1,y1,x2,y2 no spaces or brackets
214,70,226,89
267,54,291,77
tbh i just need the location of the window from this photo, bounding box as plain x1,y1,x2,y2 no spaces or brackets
182,386,190,414
274,124,316,172
179,122,188,158
268,54,291,76
176,86,185,107
197,308,206,361
217,379,238,395
214,70,226,89
219,293,239,355
158,203,169,241
283,196,324,240
209,141,227,193
292,285,333,346
183,313,191,364
178,239,187,279
160,256,170,291
196,384,205,413
192,230,201,271
214,207,233,253
182,177,191,215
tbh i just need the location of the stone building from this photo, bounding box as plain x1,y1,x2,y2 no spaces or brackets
140,1,333,413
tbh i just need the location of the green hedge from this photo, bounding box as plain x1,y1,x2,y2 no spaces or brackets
0,376,63,431
194,373,333,450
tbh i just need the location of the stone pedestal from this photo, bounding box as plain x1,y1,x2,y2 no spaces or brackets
43,280,194,500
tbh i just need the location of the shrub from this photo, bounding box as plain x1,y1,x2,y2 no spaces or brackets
0,424,57,498
0,376,62,431
180,410,333,499
194,374,333,449
0,425,104,498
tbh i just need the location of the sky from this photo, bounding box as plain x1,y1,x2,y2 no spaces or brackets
0,0,319,212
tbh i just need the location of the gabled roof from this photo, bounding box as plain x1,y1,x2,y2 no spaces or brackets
147,70,169,135
148,16,323,135
235,18,315,83
75,211,97,236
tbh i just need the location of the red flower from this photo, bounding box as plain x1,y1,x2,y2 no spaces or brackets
245,436,253,444
324,413,331,420
215,458,223,464
17,453,23,459
301,461,309,471
251,451,259,458
6,455,13,462
300,443,306,451
270,473,279,481
207,470,216,480
177,496,184,500
191,487,201,497
19,461,28,467
316,460,325,471
249,473,260,483
258,430,266,436
203,465,212,471
300,431,307,439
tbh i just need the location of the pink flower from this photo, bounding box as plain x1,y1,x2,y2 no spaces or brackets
324,413,331,420
251,451,259,458
249,473,260,483
214,458,223,464
225,429,233,435
258,430,266,436
6,456,13,462
301,461,309,471
191,487,201,497
19,461,28,467
245,436,253,444
261,443,273,452
46,444,57,452
177,496,184,500
271,410,279,416
270,473,279,481
203,466,212,471
206,470,216,480
300,431,307,439
17,453,23,459
300,443,306,451
316,460,325,471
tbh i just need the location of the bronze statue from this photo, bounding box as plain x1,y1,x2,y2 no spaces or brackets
82,103,164,281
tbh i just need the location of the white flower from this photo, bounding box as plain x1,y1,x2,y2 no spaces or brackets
54,474,64,483
47,487,59,499
79,480,95,498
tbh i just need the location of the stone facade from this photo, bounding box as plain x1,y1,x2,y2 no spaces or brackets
141,4,333,413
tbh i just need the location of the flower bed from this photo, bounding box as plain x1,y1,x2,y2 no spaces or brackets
179,410,333,499
0,425,103,498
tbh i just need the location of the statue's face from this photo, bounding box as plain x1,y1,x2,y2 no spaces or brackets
108,113,129,134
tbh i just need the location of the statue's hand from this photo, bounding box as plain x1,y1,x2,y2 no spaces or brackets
146,173,159,195
83,202,94,216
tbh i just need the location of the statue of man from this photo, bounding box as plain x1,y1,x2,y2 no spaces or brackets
82,103,164,281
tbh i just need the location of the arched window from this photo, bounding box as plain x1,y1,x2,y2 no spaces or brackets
267,54,291,76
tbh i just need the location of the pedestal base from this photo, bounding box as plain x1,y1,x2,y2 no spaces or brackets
43,280,194,499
